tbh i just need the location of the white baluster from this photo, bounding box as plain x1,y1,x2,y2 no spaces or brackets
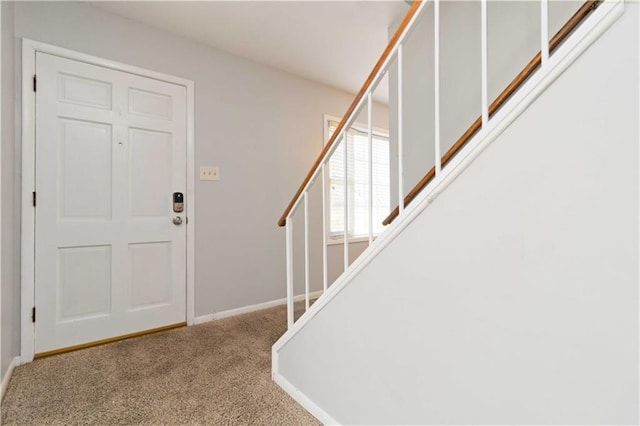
435,0,442,175
304,192,310,310
285,216,294,328
343,132,349,271
321,163,328,292
481,0,489,127
398,45,405,211
367,93,373,245
541,0,549,64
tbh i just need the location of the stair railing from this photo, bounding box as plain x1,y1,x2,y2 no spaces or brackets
277,0,425,328
278,0,610,329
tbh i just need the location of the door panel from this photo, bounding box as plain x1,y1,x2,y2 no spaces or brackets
57,72,113,110
58,119,113,220
128,88,173,120
58,245,112,321
129,128,172,218
35,52,187,354
129,242,172,309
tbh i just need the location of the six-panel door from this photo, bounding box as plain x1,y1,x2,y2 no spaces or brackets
34,53,187,354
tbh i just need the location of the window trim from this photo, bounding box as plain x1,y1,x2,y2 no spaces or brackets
326,235,372,246
322,114,389,244
323,114,389,146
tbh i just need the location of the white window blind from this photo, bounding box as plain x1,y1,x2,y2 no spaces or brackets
328,120,390,238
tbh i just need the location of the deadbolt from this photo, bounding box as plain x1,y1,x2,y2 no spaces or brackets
173,192,184,213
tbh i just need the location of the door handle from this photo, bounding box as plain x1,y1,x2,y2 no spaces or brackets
172,216,183,226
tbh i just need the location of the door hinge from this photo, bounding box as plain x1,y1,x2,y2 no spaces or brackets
33,75,37,92
32,191,36,207
32,307,36,323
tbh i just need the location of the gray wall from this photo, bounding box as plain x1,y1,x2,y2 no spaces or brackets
7,0,389,327
1,0,16,381
277,3,639,423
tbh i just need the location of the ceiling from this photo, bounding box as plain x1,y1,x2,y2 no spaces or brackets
91,1,409,102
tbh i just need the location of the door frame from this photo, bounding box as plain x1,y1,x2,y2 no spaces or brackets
20,38,196,362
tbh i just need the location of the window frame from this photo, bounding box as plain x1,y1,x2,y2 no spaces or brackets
322,114,390,245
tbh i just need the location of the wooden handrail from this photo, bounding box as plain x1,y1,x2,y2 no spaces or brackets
382,0,599,226
277,0,423,227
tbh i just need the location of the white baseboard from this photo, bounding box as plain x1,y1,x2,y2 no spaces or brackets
193,291,323,325
1,356,22,402
273,372,339,425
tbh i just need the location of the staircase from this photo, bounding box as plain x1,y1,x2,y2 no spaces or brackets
273,0,637,423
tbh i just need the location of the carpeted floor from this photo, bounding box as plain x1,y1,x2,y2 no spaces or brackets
1,303,319,425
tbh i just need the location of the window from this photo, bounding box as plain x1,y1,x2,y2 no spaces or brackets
327,119,390,240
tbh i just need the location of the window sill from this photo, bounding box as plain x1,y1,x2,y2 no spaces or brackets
326,236,375,246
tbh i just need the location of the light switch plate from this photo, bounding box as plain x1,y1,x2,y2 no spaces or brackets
200,166,220,181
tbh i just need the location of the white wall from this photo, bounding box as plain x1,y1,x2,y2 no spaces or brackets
1,0,16,381
6,0,389,327
276,3,639,424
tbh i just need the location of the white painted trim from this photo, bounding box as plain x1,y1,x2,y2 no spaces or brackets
185,71,196,327
273,0,624,356
326,235,372,246
21,39,36,363
0,1,3,376
637,7,640,424
541,0,550,64
20,39,196,362
480,0,489,126
1,356,22,402
434,0,441,175
272,373,340,425
194,291,323,325
322,114,388,143
397,43,404,212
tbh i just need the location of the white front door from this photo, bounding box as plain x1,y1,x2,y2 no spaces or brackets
34,52,187,355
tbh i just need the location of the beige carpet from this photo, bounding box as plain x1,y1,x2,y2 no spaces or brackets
1,303,319,425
